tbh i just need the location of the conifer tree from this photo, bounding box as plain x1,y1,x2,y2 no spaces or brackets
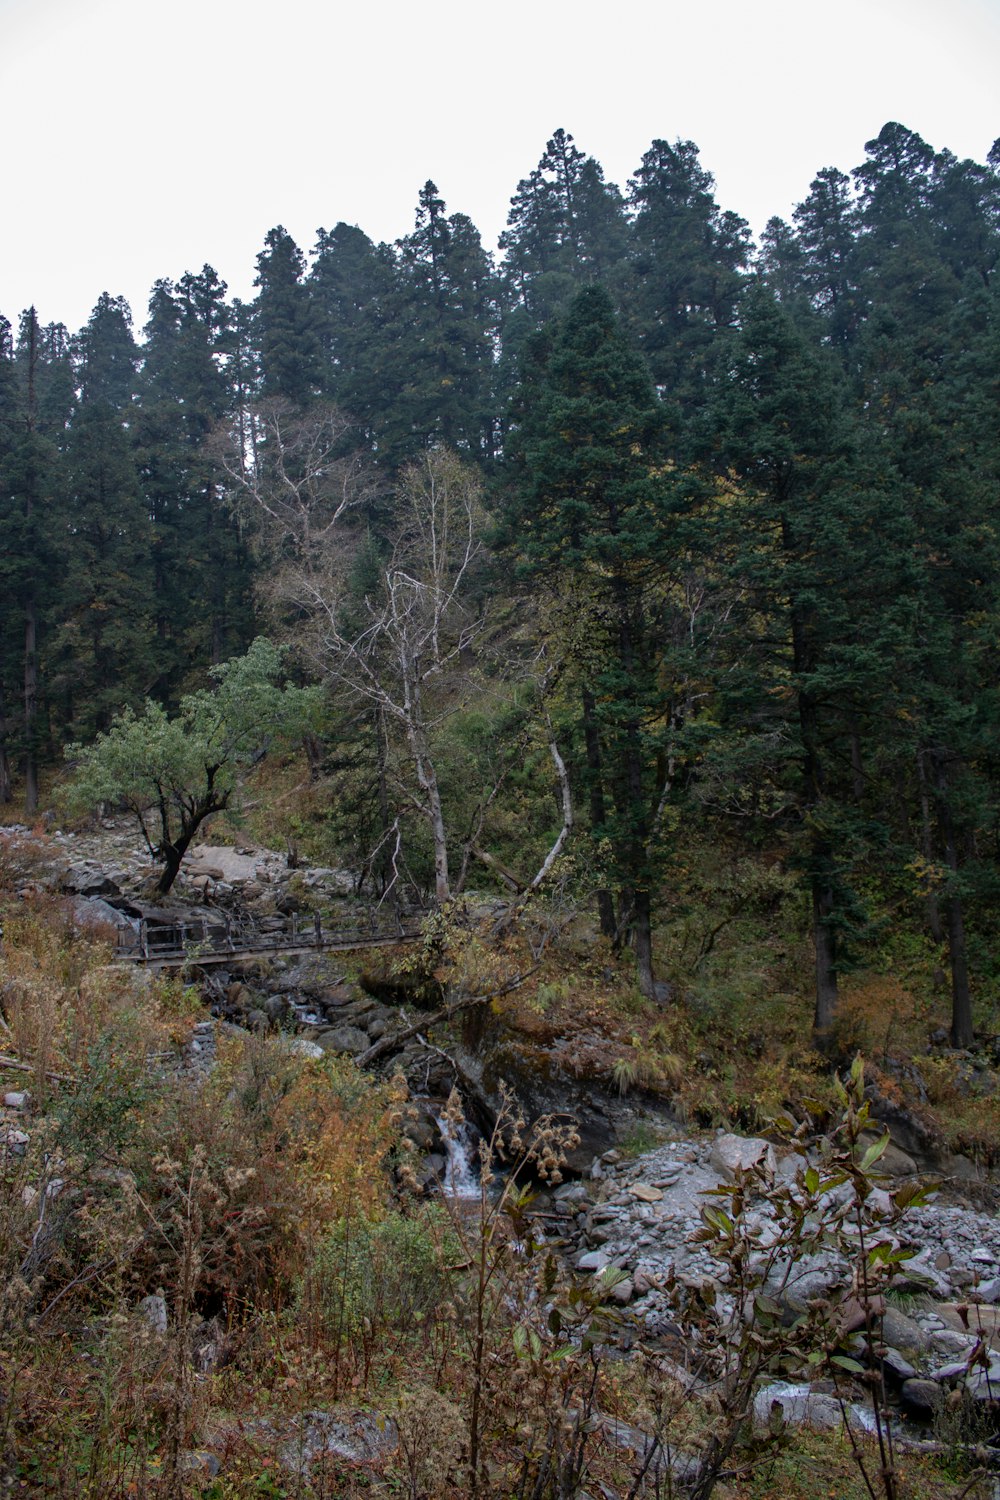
703,284,916,1041
54,294,154,737
389,183,497,463
309,222,399,445
254,227,325,405
137,267,253,693
503,286,690,996
500,128,627,322
0,309,70,807
625,138,749,433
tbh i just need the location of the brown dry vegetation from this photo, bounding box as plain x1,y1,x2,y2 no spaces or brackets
1,812,998,1496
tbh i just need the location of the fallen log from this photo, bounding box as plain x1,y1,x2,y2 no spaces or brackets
353,966,537,1069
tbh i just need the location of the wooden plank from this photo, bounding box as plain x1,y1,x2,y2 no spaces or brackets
119,928,422,970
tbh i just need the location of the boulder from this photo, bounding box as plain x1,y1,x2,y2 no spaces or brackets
753,1383,844,1432
273,1410,398,1475
859,1130,917,1177
709,1133,776,1182
138,1293,168,1335
313,1026,370,1057
285,1038,325,1061
900,1378,942,1418
880,1306,931,1356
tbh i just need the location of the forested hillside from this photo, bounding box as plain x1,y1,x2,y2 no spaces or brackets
2,121,999,1046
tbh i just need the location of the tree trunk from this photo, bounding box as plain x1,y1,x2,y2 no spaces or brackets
374,706,400,913
916,750,945,944
615,589,657,999
631,885,656,1000
811,872,839,1041
931,752,973,1048
581,689,616,940
0,678,12,804
405,667,449,903
24,600,38,815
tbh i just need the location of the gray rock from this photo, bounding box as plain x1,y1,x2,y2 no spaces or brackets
313,1025,370,1056
929,1329,977,1357
878,1345,917,1382
179,1451,221,1479
285,1038,325,1060
857,1130,917,1177
554,1182,591,1207
900,1378,942,1417
932,1358,977,1382
709,1133,776,1182
880,1306,931,1355
2,1129,28,1157
138,1294,168,1335
765,1251,843,1314
593,1412,699,1481
937,1151,982,1182
277,1410,398,1474
577,1249,611,1273
753,1383,844,1432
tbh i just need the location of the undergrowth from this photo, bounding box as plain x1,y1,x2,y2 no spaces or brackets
1,824,998,1496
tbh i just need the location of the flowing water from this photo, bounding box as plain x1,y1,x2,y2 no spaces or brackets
434,1112,481,1200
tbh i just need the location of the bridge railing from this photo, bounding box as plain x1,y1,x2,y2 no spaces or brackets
115,907,426,964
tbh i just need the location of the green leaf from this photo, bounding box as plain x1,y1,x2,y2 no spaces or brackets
831,1355,866,1374
860,1132,891,1172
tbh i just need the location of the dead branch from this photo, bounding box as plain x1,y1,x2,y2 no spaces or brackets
0,1054,75,1085
353,966,538,1069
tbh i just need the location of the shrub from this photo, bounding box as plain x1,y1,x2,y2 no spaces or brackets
301,1202,460,1345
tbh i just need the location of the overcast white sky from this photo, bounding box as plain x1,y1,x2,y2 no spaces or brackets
1,0,997,336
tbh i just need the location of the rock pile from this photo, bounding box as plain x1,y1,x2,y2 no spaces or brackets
542,1130,1000,1429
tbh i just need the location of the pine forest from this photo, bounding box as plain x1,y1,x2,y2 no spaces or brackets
2,119,1000,1498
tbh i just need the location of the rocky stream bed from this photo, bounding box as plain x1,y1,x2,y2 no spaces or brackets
5,822,1000,1477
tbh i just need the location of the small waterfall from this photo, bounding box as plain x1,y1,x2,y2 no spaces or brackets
434,1113,481,1200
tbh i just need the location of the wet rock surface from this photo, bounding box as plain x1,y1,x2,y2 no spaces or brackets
536,1129,1000,1432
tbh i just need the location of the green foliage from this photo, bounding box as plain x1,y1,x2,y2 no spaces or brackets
65,637,322,891
301,1204,460,1344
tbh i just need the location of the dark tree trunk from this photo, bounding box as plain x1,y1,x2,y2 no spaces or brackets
931,752,973,1048
614,587,657,999
811,873,839,1041
154,774,229,895
785,547,838,1043
917,750,945,944
0,678,12,804
374,705,400,914
631,885,656,1001
24,601,38,815
581,688,617,941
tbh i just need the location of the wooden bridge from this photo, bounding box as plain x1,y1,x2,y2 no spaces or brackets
115,909,424,970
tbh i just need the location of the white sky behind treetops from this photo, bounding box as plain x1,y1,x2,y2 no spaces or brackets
1,0,998,337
